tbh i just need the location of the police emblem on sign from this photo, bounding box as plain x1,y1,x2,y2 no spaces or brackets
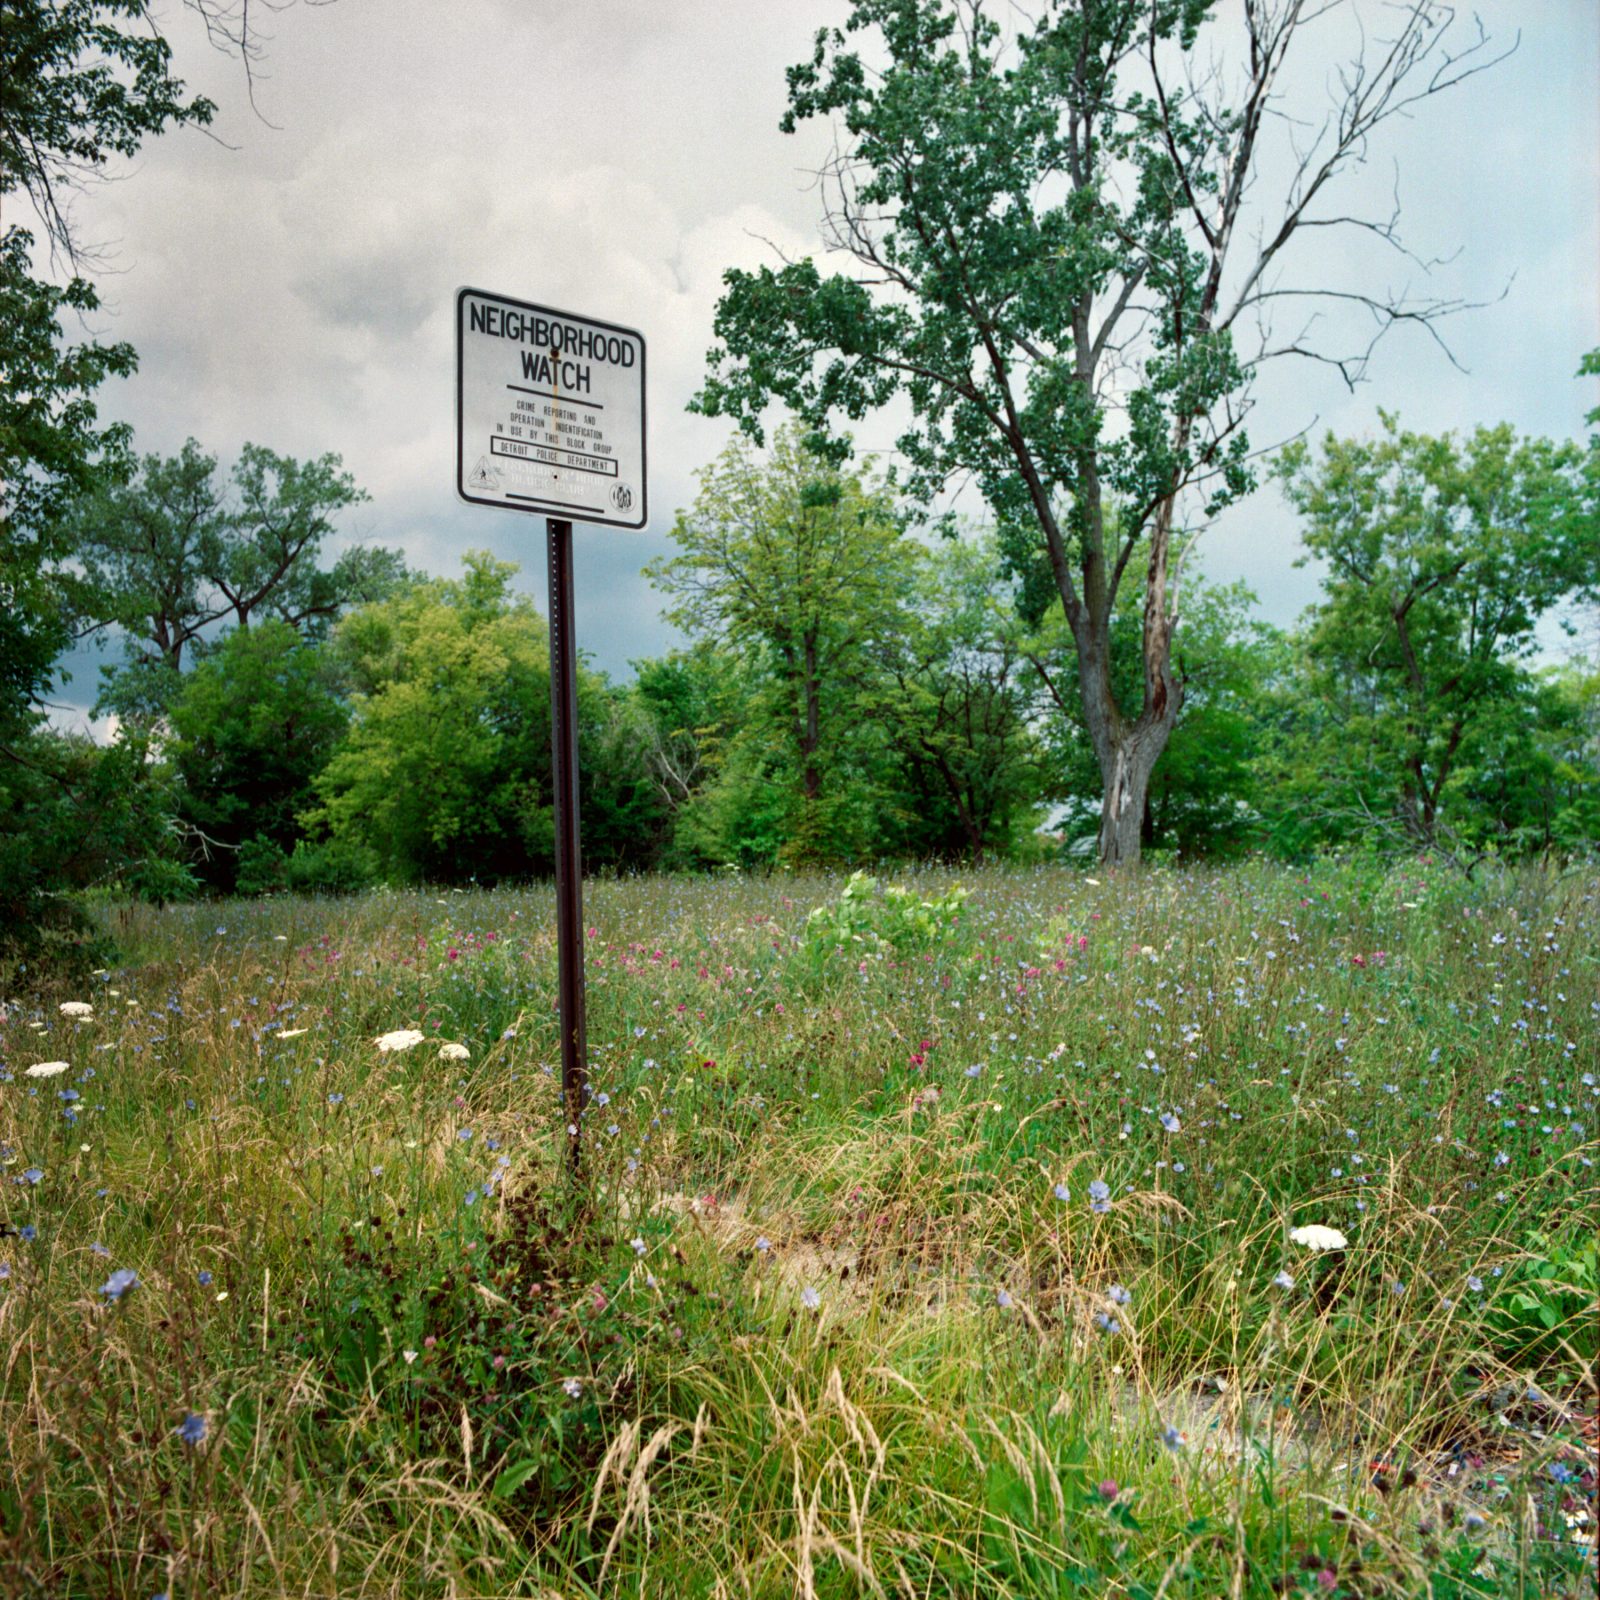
610,484,634,511
468,457,499,491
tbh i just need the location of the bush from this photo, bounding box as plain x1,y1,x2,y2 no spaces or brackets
234,836,289,896
284,837,376,894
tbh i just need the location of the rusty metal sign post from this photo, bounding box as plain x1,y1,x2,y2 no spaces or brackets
455,287,647,1176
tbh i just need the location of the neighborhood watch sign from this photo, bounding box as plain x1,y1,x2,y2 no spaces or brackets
455,287,647,529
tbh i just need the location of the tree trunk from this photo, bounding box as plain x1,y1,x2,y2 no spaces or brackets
1095,725,1169,866
801,632,821,803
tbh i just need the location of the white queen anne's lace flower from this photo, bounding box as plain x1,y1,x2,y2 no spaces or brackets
1290,1224,1348,1252
59,1002,94,1018
374,1029,426,1053
25,1062,70,1078
438,1041,470,1061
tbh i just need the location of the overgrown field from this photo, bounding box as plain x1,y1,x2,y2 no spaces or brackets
2,860,1596,1598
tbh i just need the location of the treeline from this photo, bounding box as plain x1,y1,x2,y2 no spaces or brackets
4,406,1595,955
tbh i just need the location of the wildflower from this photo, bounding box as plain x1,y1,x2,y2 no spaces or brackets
631,1237,647,1256
25,1062,69,1078
327,1092,344,1105
58,1002,93,1018
373,1029,426,1053
1053,1182,1070,1202
1466,1275,1483,1293
402,1349,418,1364
996,1288,1013,1308
1289,1224,1348,1252
1088,1179,1111,1213
1159,1111,1181,1134
438,1042,470,1061
755,1236,772,1253
99,1267,138,1301
1107,1283,1131,1306
90,1242,110,1257
1464,1511,1486,1531
964,1063,983,1078
1273,1270,1295,1290
176,1411,207,1446
1160,1424,1186,1451
1094,1312,1120,1334
562,1377,583,1398
457,1128,474,1142
801,1286,821,1311
22,1167,43,1184
197,1271,213,1287
1096,1478,1119,1500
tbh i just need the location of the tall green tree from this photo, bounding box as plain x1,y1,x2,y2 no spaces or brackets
1,1,221,968
645,424,916,862
691,0,1502,864
67,437,399,718
165,619,349,890
1278,413,1600,847
1,0,215,743
309,553,663,884
876,535,1046,860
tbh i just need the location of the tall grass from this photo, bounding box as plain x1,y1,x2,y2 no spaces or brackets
1,858,1595,1596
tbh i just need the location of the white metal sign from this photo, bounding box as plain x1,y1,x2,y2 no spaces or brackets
455,287,647,528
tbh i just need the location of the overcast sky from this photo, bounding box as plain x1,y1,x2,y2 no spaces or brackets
44,0,1600,728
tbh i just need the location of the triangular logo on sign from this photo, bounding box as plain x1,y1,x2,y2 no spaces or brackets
468,457,499,491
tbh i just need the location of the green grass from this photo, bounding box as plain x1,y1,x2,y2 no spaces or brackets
1,857,1596,1597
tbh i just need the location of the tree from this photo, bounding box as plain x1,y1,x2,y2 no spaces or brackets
67,437,398,718
691,0,1504,864
165,619,349,889
0,229,135,741
876,534,1045,860
309,553,664,884
644,423,917,861
0,727,194,979
1026,558,1283,856
1278,414,1599,847
1,0,215,743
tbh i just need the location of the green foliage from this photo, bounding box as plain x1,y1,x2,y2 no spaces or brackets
645,424,918,864
283,835,377,895
0,230,137,744
876,534,1048,860
1031,559,1285,856
0,0,215,266
0,727,187,983
67,437,392,720
1485,1229,1599,1368
687,0,1491,861
798,868,970,978
1276,413,1600,850
311,552,664,884
166,618,349,890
